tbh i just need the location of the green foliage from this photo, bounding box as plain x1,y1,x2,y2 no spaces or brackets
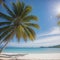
0,0,40,52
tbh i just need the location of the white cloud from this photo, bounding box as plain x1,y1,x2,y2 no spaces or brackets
38,26,60,37
47,27,60,35
7,26,60,47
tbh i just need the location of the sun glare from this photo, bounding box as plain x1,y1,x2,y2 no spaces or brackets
54,3,60,15
56,6,60,14
52,3,60,16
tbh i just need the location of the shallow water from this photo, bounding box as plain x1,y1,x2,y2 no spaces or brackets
3,47,60,53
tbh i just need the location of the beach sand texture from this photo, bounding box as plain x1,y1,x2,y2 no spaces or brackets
0,53,60,60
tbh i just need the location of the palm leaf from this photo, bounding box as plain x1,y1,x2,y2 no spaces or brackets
19,2,25,16
16,1,25,16
0,26,14,46
22,31,27,42
0,26,10,33
0,31,14,46
15,25,21,41
16,0,21,16
12,1,22,16
22,25,35,40
0,26,13,40
0,12,14,21
25,23,40,29
12,2,18,16
23,15,38,22
12,1,25,16
26,27,36,40
2,30,15,42
2,3,16,17
21,5,32,18
0,34,12,53
0,22,11,26
20,25,28,42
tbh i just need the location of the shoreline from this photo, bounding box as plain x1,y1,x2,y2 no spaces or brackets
0,53,60,60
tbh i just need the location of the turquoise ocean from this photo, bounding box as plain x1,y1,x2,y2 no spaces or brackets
3,47,60,53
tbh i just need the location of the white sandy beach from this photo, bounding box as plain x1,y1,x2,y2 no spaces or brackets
0,53,60,60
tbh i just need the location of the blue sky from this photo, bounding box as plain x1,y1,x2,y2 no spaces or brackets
0,0,60,47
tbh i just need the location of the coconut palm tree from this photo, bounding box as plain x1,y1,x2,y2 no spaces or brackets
0,0,40,52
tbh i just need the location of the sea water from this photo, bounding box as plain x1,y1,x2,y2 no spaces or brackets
3,47,60,53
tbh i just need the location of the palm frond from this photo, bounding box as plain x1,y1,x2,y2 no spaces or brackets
21,2,25,11
0,12,14,21
16,0,21,16
0,26,13,40
0,26,10,33
22,31,27,42
23,15,38,22
12,2,18,16
15,25,21,41
26,27,36,40
2,30,15,42
2,3,16,17
25,23,40,29
0,35,11,53
21,5,32,18
16,1,25,16
0,31,14,46
20,25,27,42
0,22,11,26
12,1,25,16
22,25,35,40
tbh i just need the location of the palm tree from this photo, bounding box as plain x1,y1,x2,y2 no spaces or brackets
0,0,40,52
